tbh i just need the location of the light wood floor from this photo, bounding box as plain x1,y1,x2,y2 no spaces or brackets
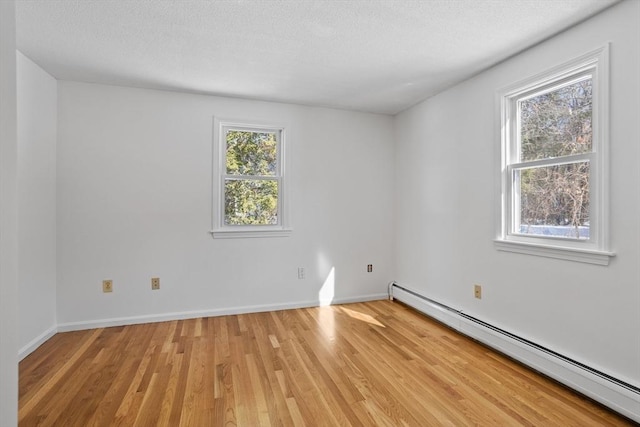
19,300,633,426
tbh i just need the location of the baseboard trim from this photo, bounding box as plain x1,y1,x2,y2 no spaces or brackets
390,283,640,424
19,325,57,361
56,293,388,333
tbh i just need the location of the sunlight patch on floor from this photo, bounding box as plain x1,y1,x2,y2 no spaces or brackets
340,306,385,328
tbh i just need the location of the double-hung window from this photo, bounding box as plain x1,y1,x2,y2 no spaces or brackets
212,118,290,238
496,46,613,265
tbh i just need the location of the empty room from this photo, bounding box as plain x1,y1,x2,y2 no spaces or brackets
1,0,639,425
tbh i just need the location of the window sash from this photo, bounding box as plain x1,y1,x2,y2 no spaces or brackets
223,126,281,177
509,158,591,241
223,177,281,226
222,176,282,227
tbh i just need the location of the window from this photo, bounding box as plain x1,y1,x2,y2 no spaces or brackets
496,46,613,265
212,118,290,238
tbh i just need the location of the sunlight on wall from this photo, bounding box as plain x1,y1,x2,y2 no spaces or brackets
318,266,335,306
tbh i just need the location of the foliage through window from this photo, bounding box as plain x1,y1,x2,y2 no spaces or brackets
517,77,592,239
225,130,279,225
213,120,289,238
497,46,612,264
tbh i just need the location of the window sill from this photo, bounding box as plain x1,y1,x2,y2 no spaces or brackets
210,228,292,239
494,239,614,266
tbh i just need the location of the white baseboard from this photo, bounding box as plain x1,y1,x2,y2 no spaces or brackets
19,325,57,361
390,283,640,423
56,293,388,333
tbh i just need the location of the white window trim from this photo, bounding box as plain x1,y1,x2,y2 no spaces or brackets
211,117,291,239
495,45,614,265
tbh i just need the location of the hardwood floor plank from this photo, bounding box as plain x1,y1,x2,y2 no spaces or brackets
155,350,183,426
19,301,635,426
167,339,193,426
19,328,103,424
244,314,294,427
113,333,163,424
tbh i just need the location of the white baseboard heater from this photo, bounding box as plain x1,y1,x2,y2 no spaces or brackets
388,282,640,423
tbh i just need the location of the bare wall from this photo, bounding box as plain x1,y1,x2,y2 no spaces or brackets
393,0,640,385
17,51,57,355
0,0,19,424
56,82,395,327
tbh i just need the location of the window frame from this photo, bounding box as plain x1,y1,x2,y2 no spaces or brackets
211,117,291,239
495,45,614,265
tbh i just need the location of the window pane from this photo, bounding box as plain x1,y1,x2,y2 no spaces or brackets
520,78,592,161
226,130,277,176
517,162,590,239
224,179,278,225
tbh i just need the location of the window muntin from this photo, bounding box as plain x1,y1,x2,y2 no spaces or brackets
497,45,612,264
212,120,290,238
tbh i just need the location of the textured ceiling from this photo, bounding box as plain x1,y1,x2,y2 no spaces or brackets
16,0,619,114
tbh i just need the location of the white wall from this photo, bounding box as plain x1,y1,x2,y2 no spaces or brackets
56,82,395,327
0,0,19,424
394,0,639,386
17,51,57,356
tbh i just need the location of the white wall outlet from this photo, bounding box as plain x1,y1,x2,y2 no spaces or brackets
297,267,305,279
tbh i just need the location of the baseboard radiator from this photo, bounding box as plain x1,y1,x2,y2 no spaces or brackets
388,282,640,423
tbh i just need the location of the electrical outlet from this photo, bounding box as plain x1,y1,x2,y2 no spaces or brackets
367,264,373,272
297,267,305,280
103,279,113,293
474,284,482,299
151,277,160,290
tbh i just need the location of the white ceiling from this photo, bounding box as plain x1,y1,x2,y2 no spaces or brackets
16,0,619,115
